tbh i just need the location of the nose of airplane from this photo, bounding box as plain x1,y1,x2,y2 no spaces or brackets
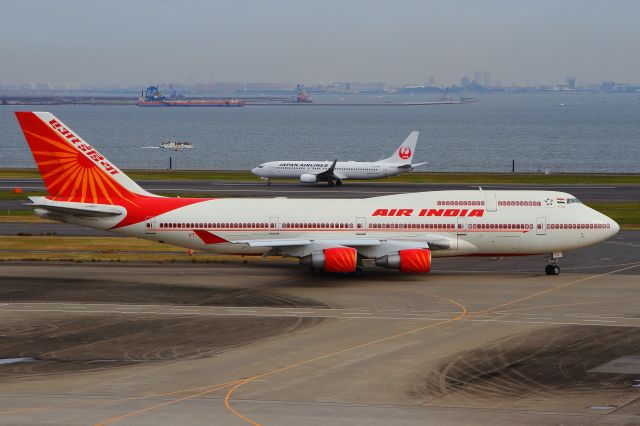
251,167,261,176
610,218,620,236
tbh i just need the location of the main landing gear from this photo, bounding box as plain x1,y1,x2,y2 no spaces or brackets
326,179,342,187
545,253,562,275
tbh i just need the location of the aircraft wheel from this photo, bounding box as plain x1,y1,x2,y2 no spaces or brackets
327,181,335,187
545,264,560,275
266,181,272,186
336,180,343,186
310,267,324,276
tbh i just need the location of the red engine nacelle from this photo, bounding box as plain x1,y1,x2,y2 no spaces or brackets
300,247,358,273
375,248,431,273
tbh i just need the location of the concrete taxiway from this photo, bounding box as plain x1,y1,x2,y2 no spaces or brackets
0,232,639,425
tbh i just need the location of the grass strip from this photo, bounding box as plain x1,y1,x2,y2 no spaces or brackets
0,236,295,263
2,169,640,184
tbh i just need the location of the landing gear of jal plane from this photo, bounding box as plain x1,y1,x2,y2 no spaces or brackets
336,179,343,186
327,181,335,187
545,253,562,275
260,177,271,186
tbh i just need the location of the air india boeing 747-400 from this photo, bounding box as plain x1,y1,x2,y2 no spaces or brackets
16,112,619,276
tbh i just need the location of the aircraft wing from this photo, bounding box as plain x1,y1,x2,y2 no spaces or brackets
236,238,383,248
194,230,454,257
314,159,339,181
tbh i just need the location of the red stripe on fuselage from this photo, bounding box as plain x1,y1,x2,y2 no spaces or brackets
111,196,210,229
193,229,229,244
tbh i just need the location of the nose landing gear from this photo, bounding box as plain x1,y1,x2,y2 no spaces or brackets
545,264,560,275
545,253,562,275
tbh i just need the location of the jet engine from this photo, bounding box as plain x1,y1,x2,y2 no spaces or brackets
300,174,317,183
375,248,431,273
300,247,357,273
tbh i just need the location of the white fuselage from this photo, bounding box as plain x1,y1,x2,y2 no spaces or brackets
252,161,403,180
69,190,619,258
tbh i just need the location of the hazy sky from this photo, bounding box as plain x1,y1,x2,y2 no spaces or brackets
2,0,638,86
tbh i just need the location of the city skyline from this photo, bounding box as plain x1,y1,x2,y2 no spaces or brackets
2,0,639,87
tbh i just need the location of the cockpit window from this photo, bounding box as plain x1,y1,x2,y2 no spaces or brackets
567,198,581,204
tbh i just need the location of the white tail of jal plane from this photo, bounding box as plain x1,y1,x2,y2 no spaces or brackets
378,131,420,165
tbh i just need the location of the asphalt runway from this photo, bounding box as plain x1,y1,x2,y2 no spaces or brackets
0,235,639,425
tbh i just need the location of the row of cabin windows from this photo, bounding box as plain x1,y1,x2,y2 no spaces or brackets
157,222,609,231
371,223,457,229
438,200,485,206
160,222,272,229
283,223,355,229
548,223,611,229
498,201,543,207
469,223,533,230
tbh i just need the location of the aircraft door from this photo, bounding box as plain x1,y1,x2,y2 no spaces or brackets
269,216,279,235
536,217,546,235
145,216,155,234
485,192,497,212
457,217,467,236
356,217,366,235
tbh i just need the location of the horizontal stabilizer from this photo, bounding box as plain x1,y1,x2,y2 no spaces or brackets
25,202,122,217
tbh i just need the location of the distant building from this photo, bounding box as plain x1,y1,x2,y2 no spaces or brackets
473,70,482,84
245,82,298,92
427,76,436,86
325,82,385,93
194,82,246,93
460,76,470,87
566,76,576,90
482,71,492,87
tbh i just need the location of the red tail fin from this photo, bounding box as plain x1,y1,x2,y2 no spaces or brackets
15,111,151,203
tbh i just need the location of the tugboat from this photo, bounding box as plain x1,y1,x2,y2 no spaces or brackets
295,85,313,103
160,141,193,151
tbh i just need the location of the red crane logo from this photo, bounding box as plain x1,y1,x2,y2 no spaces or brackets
398,146,412,160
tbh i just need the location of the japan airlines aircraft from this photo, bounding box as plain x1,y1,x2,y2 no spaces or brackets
16,111,619,276
251,131,427,186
